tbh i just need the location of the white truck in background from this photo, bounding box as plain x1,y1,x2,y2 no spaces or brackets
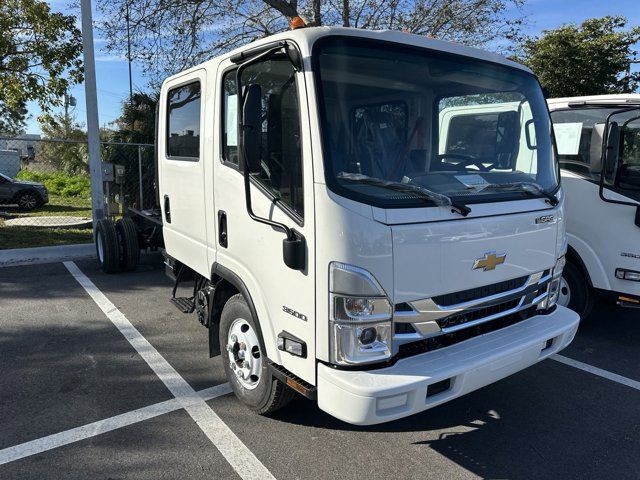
438,102,537,177
547,95,640,316
149,26,579,425
0,149,20,179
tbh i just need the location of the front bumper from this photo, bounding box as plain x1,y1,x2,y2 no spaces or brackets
317,306,580,425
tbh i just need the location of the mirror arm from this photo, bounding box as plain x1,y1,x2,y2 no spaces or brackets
242,165,295,240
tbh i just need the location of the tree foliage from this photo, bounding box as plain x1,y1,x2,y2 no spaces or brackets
0,0,83,112
37,113,88,174
99,0,526,87
0,99,27,136
519,16,640,98
108,92,159,144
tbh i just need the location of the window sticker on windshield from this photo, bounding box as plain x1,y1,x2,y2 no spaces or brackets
553,123,582,155
455,174,489,190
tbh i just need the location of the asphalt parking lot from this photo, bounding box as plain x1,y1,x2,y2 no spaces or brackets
1,254,639,480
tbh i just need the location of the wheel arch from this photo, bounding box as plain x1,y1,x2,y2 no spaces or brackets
208,262,262,358
12,188,42,203
566,244,593,288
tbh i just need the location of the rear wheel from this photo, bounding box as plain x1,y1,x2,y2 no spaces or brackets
95,219,120,273
116,217,140,271
558,260,593,319
220,294,295,414
16,191,39,211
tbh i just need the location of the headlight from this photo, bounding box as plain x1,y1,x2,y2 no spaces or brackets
329,263,392,365
540,255,565,309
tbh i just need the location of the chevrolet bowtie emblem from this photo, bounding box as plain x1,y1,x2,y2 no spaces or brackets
473,252,507,271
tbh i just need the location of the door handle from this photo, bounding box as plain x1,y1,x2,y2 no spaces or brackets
164,195,171,223
218,210,228,247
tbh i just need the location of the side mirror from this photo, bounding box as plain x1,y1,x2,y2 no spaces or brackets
495,111,519,168
604,122,620,177
283,231,306,270
240,84,262,174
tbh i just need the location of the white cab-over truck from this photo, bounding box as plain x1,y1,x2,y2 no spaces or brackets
156,26,579,425
547,95,640,316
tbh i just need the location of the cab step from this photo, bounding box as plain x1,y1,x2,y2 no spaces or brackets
170,297,195,313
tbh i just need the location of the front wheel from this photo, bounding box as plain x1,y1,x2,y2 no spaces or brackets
219,294,294,414
558,260,593,319
16,191,39,211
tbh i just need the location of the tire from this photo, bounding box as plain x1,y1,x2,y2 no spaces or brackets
559,260,594,319
95,219,120,273
116,217,140,272
219,293,295,414
16,191,40,211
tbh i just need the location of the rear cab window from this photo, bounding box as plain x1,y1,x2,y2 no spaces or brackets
166,81,202,160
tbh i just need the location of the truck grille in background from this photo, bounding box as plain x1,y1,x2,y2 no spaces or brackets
432,275,529,306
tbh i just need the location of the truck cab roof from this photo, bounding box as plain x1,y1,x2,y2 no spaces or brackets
162,26,531,85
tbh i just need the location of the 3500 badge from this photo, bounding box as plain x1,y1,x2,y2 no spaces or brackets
282,306,308,321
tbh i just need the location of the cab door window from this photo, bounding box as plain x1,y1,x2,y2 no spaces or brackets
222,59,304,218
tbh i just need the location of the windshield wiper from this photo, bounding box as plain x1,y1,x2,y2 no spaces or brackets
479,182,559,206
337,172,471,217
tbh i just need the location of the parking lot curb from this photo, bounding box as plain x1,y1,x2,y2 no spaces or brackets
0,243,95,267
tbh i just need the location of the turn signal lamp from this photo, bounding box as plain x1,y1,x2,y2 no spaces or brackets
539,256,566,309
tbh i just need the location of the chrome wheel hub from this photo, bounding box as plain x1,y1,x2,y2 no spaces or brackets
226,318,262,390
558,276,571,307
20,194,36,209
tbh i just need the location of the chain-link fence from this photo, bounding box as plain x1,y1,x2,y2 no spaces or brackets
0,136,155,250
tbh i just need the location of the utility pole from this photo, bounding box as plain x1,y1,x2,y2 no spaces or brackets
63,92,76,139
80,0,105,231
125,0,133,104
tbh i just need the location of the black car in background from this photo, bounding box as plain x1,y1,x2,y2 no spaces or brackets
0,173,49,210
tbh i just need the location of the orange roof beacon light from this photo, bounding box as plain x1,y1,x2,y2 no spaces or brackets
290,16,307,30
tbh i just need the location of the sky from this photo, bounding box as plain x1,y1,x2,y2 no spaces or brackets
22,0,640,134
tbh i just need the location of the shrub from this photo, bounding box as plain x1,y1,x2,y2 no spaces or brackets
17,170,91,198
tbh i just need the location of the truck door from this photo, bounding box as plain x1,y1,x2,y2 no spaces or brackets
159,71,209,276
213,55,316,385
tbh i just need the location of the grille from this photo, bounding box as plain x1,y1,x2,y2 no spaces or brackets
438,299,521,330
395,323,417,334
432,275,529,306
397,306,540,360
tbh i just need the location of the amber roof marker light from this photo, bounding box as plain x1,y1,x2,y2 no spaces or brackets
290,16,307,29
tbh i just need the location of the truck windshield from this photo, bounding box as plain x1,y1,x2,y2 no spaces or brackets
313,37,558,208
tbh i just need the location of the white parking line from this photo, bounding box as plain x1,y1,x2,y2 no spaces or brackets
552,354,640,391
63,261,276,480
0,384,231,466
